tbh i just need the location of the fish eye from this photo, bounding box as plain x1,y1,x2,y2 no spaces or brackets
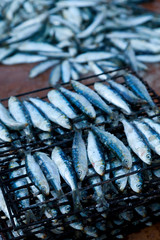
146,154,151,159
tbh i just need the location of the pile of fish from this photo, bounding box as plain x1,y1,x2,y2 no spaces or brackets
0,0,159,85
0,73,160,239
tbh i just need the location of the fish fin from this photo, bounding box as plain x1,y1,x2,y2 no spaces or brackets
25,209,36,224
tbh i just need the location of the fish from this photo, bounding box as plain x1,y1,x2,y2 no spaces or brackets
23,100,52,132
49,64,61,87
73,52,115,63
72,131,88,181
120,117,151,165
29,98,72,130
51,146,81,210
128,156,143,193
0,102,27,130
2,53,47,65
111,158,128,192
0,187,10,219
9,160,35,222
124,73,157,108
59,87,96,119
87,131,105,176
61,60,71,83
108,80,144,104
94,82,132,115
25,153,50,196
65,215,83,231
92,126,132,169
8,96,33,141
34,152,62,197
47,89,77,119
133,120,160,156
38,132,53,146
71,80,113,116
143,118,160,135
88,168,108,208
135,205,147,218
84,226,98,238
0,122,11,142
29,60,59,78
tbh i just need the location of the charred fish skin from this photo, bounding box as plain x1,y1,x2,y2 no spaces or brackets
59,87,96,119
120,117,151,165
47,89,77,119
72,131,88,181
29,97,72,130
51,146,81,211
92,126,132,169
133,120,160,156
0,102,27,130
34,152,62,197
87,130,105,176
23,100,52,132
25,153,50,196
94,82,132,115
124,73,157,108
71,80,113,116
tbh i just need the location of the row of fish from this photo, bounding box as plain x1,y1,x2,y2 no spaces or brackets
0,1,159,85
0,73,157,146
0,145,160,240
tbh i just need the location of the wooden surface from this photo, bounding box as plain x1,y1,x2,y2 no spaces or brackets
0,1,160,240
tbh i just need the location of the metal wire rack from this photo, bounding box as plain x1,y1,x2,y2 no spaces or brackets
0,67,160,240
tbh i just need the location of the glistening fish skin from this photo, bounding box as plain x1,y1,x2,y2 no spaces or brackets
47,89,77,119
23,100,52,132
94,82,132,115
71,80,113,116
108,80,143,104
87,131,105,176
121,117,151,165
34,152,62,197
133,120,160,156
0,102,27,130
60,87,96,119
25,153,50,196
92,126,132,169
29,97,71,130
51,146,81,211
72,131,88,181
124,73,156,108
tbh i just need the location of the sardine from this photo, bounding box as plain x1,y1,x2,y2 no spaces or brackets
72,131,88,181
23,100,52,132
51,146,81,210
59,87,96,119
48,89,77,119
0,102,27,130
121,117,151,164
29,98,72,130
94,82,132,115
25,153,50,195
92,126,132,169
71,80,113,116
0,122,11,142
87,131,105,176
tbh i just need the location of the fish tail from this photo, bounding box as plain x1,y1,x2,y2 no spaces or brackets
72,190,82,212
25,209,36,223
56,189,64,199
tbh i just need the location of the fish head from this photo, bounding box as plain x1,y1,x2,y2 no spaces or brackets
60,204,71,214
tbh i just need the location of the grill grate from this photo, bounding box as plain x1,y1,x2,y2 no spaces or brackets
0,67,160,239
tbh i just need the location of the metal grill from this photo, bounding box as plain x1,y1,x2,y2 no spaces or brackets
0,67,160,240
